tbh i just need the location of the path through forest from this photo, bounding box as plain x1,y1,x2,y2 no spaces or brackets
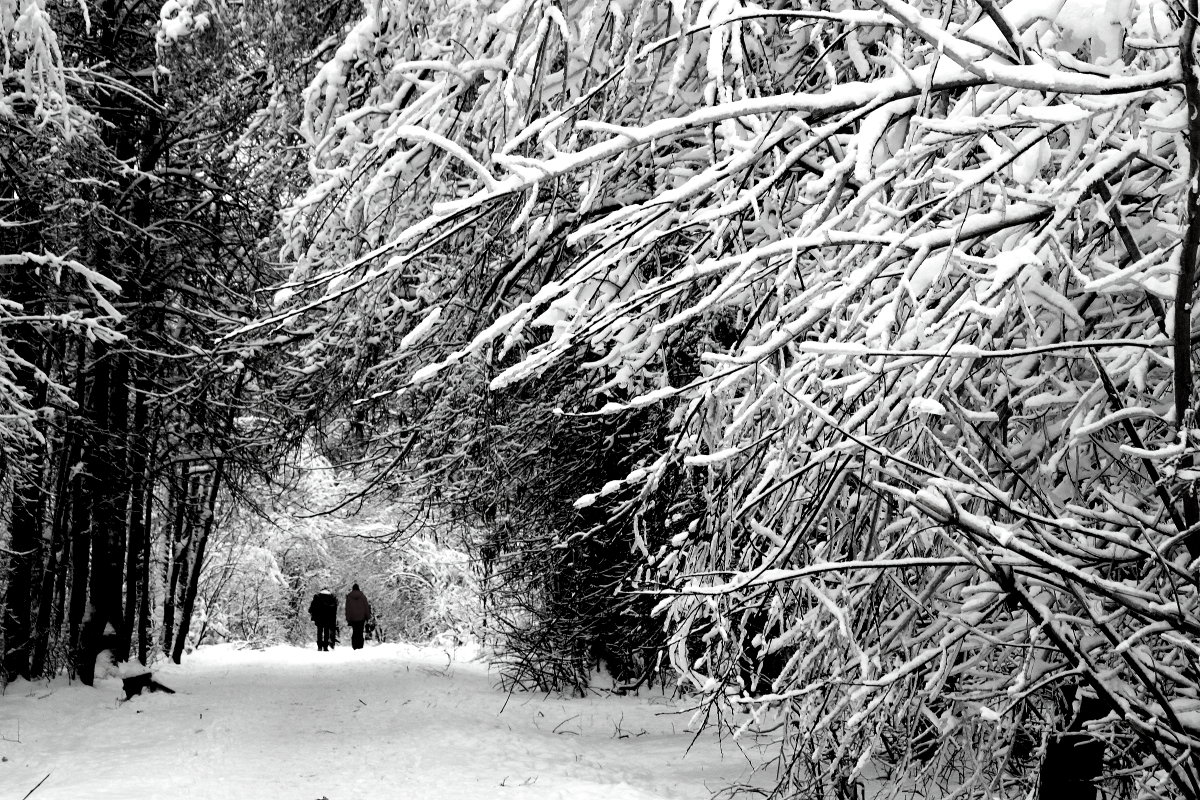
2,643,767,799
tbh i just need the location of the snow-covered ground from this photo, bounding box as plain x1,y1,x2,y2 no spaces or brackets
1,643,767,799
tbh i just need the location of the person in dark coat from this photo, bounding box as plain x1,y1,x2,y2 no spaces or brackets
308,588,338,651
344,583,372,650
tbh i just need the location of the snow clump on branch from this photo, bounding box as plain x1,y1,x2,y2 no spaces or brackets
156,0,210,48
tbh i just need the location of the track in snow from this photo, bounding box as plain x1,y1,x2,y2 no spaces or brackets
2,643,767,799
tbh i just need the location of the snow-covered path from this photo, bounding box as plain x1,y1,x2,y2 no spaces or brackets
2,644,766,799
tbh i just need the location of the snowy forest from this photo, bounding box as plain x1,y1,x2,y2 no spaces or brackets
3,0,1200,796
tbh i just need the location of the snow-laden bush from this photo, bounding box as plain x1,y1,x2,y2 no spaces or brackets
198,544,294,644
248,0,1200,796
370,535,479,643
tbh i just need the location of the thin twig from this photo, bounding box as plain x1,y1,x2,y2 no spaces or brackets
21,773,50,800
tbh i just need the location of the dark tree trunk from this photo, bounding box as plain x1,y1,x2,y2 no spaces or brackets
3,430,44,682
172,369,245,664
75,343,113,686
38,340,88,677
29,542,58,680
137,469,154,665
29,413,69,678
29,511,64,679
172,471,218,663
66,433,92,683
2,407,46,681
0,210,51,681
120,369,150,662
161,461,194,656
1037,689,1108,800
33,340,88,677
107,88,164,666
104,350,132,633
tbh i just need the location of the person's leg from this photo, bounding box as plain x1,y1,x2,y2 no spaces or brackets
351,621,364,649
316,625,324,650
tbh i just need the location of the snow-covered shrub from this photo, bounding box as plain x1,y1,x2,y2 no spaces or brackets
197,544,294,644
155,0,211,48
397,361,675,694
371,534,479,643
252,0,1200,796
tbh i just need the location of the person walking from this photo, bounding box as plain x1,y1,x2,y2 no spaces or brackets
345,583,372,650
308,588,338,651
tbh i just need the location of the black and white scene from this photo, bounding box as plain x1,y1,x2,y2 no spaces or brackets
1,0,1196,797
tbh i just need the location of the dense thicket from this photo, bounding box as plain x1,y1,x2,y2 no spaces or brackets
245,0,1200,797
0,0,367,683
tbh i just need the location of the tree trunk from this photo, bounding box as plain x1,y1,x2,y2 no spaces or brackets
1037,688,1108,800
161,461,194,656
30,341,85,678
137,469,154,665
172,369,245,664
3,434,43,682
172,472,219,663
1178,0,1200,551
2,399,46,682
29,540,59,680
120,368,150,662
75,343,112,686
66,438,92,683
0,226,53,682
29,421,68,678
37,341,88,677
103,350,132,645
